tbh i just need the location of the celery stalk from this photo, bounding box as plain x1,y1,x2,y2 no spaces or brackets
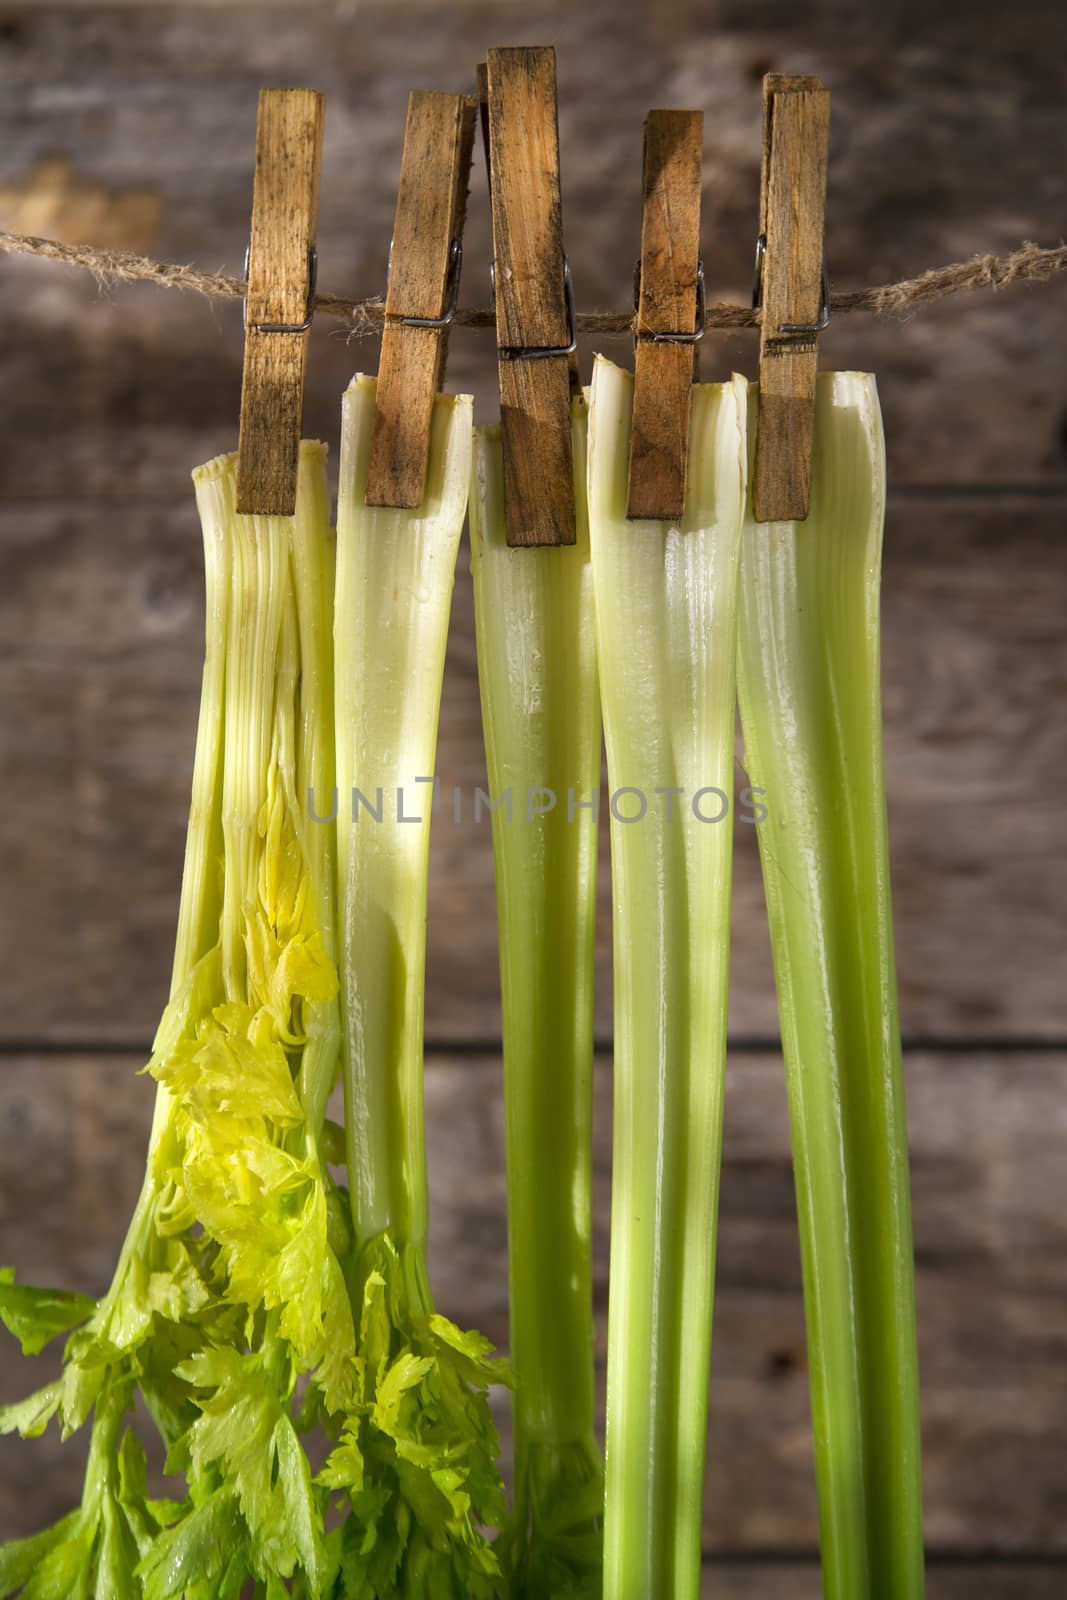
587,355,748,1600
333,374,467,1264
470,406,603,1597
1,444,350,1597
736,373,924,1598
330,375,510,1596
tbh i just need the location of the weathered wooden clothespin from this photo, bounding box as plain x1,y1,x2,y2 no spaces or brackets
481,46,578,547
626,108,705,522
365,91,477,509
236,87,324,516
751,74,831,523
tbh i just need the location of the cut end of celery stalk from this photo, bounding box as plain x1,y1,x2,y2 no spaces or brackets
191,437,329,486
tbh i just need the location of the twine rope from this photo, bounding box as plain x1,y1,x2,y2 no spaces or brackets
1,230,1063,336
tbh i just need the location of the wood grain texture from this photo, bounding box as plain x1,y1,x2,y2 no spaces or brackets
0,493,1063,1044
365,91,476,509
699,1569,1067,1599
0,7,1065,497
753,76,831,522
627,108,703,521
235,87,323,514
485,45,576,546
2,1048,1064,1552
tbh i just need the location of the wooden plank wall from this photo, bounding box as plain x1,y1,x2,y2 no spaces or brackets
1,3,1065,1592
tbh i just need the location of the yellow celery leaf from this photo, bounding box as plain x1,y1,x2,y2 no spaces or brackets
257,772,310,937
270,931,338,1013
145,1251,212,1324
153,1017,305,1129
180,1164,293,1252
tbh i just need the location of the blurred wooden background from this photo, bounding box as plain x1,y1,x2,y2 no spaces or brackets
1,1,1065,1593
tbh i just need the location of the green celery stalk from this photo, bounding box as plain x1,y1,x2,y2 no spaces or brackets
334,379,464,1262
586,355,749,1600
736,373,924,1599
330,375,510,1597
470,405,604,1597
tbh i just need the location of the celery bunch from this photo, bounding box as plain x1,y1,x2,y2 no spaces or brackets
586,356,748,1600
470,405,603,1597
736,374,924,1598
1,443,351,1597
0,359,924,1600
0,398,511,1599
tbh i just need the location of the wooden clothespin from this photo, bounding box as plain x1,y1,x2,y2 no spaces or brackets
752,74,831,523
481,46,578,548
365,91,477,509
236,87,324,516
626,108,705,522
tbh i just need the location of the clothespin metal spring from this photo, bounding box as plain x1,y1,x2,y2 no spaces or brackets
752,234,831,335
492,256,578,360
242,242,318,334
385,234,464,329
632,257,707,348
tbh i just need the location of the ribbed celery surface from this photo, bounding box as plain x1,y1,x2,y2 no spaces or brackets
332,376,511,1595
587,356,748,1600
470,404,604,1597
334,376,472,1264
736,373,924,1599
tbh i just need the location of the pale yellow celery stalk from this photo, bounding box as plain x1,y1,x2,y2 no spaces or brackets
0,445,347,1598
217,467,289,1007
93,460,233,1326
137,444,352,1594
3,451,236,1409
736,375,923,1599
289,456,342,1140
328,376,509,1597
587,355,748,1600
470,405,603,1598
165,445,348,1366
171,463,231,998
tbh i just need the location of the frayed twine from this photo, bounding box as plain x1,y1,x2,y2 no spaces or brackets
1,230,1063,338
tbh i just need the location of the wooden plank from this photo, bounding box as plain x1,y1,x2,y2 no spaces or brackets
627,108,703,521
0,494,1064,1043
485,45,576,546
235,87,323,515
365,90,476,509
0,9,1066,497
700,1566,1067,1599
1,1049,1065,1553
752,75,831,522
